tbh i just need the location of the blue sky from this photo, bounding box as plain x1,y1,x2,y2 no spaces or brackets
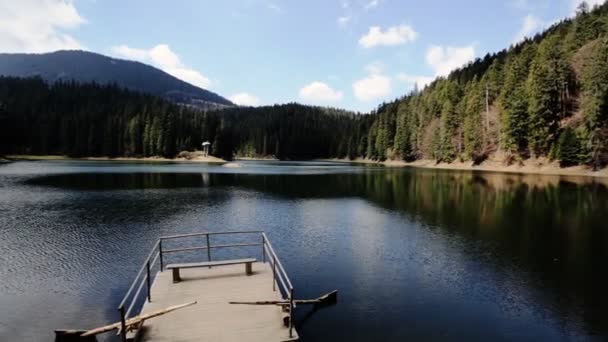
0,0,604,111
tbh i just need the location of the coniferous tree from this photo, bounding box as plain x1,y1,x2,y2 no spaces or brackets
556,127,582,166
527,35,571,156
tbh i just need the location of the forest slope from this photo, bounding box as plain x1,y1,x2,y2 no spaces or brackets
0,50,233,110
361,2,608,170
1,3,608,172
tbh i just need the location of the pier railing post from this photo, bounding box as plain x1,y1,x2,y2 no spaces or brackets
272,261,276,291
262,234,266,263
119,306,127,342
289,288,294,338
159,239,164,272
146,260,151,302
206,234,211,268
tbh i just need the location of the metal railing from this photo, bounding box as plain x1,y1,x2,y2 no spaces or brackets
116,230,295,341
261,232,295,337
116,239,160,341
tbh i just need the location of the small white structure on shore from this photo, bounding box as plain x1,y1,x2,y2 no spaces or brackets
201,141,211,157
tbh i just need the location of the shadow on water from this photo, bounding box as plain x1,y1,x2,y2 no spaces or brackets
24,169,608,337
3,163,608,340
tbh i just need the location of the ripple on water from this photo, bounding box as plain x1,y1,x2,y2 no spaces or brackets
1,161,607,341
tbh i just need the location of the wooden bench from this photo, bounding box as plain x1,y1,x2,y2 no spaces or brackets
166,258,257,283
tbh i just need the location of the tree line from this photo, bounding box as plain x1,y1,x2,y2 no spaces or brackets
365,1,608,168
0,77,372,160
1,2,607,167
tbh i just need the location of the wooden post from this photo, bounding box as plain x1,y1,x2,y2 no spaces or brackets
289,288,294,338
118,306,127,342
172,268,181,283
246,262,252,275
262,235,266,263
206,234,211,268
84,302,197,337
146,260,151,302
159,239,164,272
272,261,276,291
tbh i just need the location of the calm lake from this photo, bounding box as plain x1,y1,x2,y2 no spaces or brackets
1,160,607,341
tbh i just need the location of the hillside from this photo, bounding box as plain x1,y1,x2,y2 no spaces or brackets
362,2,608,169
0,50,233,110
0,77,363,160
1,3,608,171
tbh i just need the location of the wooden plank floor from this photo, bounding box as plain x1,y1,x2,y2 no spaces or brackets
138,262,297,342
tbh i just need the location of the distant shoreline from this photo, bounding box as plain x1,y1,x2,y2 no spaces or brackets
6,154,608,179
324,157,608,179
235,156,279,161
5,154,226,164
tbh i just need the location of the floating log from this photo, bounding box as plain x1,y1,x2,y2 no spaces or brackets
54,330,97,342
297,290,337,305
229,290,338,306
80,301,196,337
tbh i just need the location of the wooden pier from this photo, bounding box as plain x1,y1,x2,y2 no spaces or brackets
116,231,297,342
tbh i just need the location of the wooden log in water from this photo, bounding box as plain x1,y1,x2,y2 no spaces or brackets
80,301,197,337
229,290,338,306
54,330,97,342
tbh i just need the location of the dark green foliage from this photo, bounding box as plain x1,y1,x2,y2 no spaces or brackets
580,37,608,167
2,3,608,168
527,35,572,156
0,77,213,158
500,44,536,155
462,80,484,161
0,77,371,161
556,127,582,166
0,50,233,109
373,2,608,167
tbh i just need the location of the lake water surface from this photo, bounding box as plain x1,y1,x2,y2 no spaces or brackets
1,160,607,341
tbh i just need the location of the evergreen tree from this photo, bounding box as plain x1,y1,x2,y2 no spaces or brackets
556,127,582,166
527,35,570,156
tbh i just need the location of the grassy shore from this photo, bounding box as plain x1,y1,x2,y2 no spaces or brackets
327,156,608,179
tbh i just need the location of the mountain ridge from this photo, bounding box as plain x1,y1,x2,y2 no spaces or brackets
0,50,233,110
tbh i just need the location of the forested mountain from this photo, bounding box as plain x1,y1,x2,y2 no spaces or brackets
0,50,233,110
364,2,608,168
1,2,608,167
0,77,367,160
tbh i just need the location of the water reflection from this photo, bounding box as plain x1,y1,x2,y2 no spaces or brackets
2,162,608,340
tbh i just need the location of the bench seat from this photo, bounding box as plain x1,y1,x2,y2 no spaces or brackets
166,258,257,282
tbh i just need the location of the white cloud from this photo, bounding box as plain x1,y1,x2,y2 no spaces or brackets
353,64,392,102
394,44,475,89
299,82,343,103
0,0,85,53
513,15,543,43
396,73,434,89
359,24,418,48
111,44,212,89
426,45,476,77
229,92,261,106
364,0,380,10
337,16,351,26
353,74,392,101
